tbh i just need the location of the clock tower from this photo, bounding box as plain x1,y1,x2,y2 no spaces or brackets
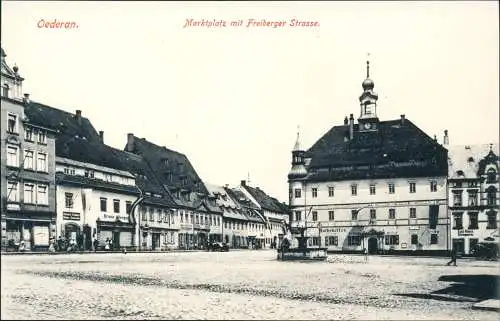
358,60,379,132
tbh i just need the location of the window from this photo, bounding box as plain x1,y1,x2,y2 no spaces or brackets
295,211,301,221
7,181,19,202
37,153,47,172
24,183,34,204
289,188,292,200
325,236,338,246
385,235,399,245
430,233,438,245
369,184,376,195
389,208,396,219
388,183,395,194
468,212,478,229
24,150,34,170
429,205,439,229
328,186,334,197
410,207,417,219
150,208,155,221
38,130,47,144
65,193,74,208
468,181,478,188
453,181,463,188
487,212,497,229
100,198,107,212
126,201,132,214
37,185,48,205
104,174,112,182
453,192,462,206
312,211,318,221
411,234,418,245
351,184,357,196
2,84,9,97
348,235,361,246
309,237,320,246
7,113,17,133
430,180,437,192
468,191,478,206
351,210,358,221
409,182,416,193
84,170,95,178
370,209,376,220
312,188,318,198
453,212,463,230
487,169,497,183
158,211,163,222
190,214,194,224
328,211,335,221
25,127,34,141
142,208,147,221
487,187,497,206
113,199,120,213
7,145,19,167
294,188,302,198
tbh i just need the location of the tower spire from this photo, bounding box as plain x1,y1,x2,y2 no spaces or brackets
366,60,370,78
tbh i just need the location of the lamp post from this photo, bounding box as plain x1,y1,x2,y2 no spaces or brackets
129,187,145,252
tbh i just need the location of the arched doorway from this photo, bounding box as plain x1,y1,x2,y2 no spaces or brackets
368,237,378,254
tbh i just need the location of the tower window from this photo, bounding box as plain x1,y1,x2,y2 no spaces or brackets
351,184,357,196
2,84,9,98
369,184,376,195
311,188,318,198
294,188,302,198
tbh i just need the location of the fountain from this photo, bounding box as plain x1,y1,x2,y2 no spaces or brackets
277,225,328,261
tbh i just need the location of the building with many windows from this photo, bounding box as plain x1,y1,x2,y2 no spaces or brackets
124,134,221,250
447,144,499,255
1,49,57,251
288,61,449,255
238,180,290,248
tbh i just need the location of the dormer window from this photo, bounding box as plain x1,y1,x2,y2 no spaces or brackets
38,130,47,144
162,158,169,166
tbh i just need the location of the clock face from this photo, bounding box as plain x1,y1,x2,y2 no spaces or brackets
364,123,372,129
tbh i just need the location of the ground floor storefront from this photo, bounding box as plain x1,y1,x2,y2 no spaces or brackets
1,212,56,252
96,221,135,250
141,228,178,251
178,228,211,250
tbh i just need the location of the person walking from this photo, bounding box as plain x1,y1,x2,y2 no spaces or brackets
446,248,457,266
364,247,368,262
93,237,99,252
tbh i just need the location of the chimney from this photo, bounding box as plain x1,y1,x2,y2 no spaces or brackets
99,131,104,143
349,113,354,140
126,133,135,152
75,110,82,125
443,130,449,145
241,180,246,186
344,116,348,125
23,93,30,104
400,114,405,125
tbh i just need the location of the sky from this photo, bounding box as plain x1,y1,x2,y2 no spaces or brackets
2,1,499,202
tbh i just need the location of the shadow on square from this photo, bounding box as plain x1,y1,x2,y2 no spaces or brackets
394,274,500,302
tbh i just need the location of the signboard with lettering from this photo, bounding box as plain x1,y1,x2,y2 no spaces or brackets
458,229,474,236
63,212,81,221
33,226,49,246
320,228,347,233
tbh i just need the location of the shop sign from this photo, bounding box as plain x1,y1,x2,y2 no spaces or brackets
320,228,346,233
6,204,20,211
181,224,193,230
33,226,49,246
458,229,474,236
63,212,81,221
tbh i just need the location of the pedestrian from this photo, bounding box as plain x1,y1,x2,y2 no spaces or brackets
57,235,63,252
93,237,99,252
104,238,110,251
446,248,457,266
364,248,368,262
48,237,56,253
18,240,25,252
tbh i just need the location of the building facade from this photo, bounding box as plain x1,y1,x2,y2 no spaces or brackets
447,144,499,255
288,61,449,255
238,180,290,248
1,49,57,251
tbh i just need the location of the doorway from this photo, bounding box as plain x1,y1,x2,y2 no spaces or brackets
83,225,91,251
368,237,378,254
452,238,465,255
113,231,120,250
152,233,160,250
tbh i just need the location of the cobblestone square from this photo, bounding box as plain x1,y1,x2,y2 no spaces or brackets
1,251,498,320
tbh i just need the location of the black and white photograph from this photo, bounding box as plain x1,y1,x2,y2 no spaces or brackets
1,1,499,320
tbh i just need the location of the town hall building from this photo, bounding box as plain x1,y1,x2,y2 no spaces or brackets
288,61,450,255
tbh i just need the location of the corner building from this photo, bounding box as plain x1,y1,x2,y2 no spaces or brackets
288,61,449,255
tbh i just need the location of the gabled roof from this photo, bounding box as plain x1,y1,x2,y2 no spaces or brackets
241,184,289,214
448,144,499,179
125,135,209,195
1,48,24,81
56,172,139,195
24,101,101,142
303,119,448,181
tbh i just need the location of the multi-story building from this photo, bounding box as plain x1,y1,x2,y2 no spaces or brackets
447,144,499,255
1,49,57,251
124,134,221,249
238,180,290,248
225,187,267,248
288,61,449,255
